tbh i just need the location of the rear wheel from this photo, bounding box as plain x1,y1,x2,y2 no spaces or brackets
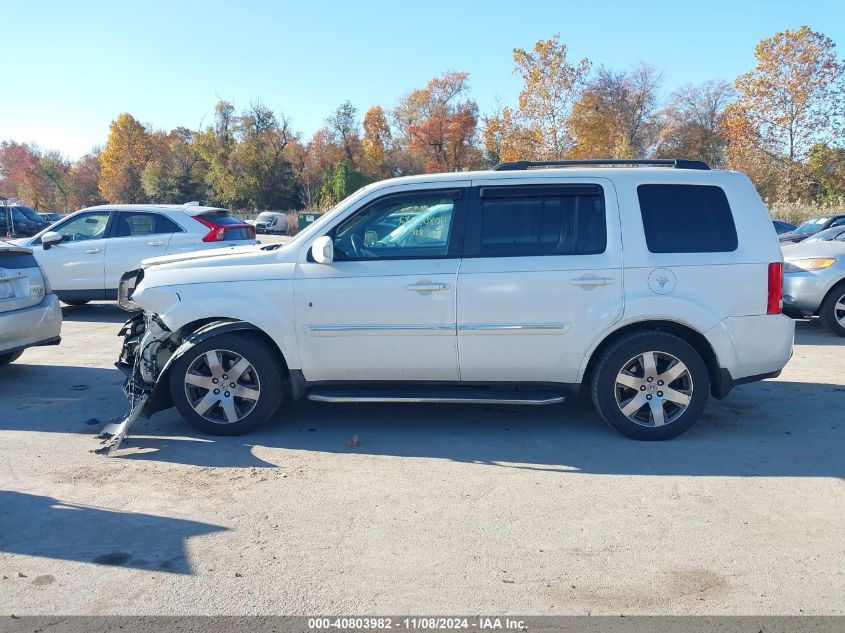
591,332,709,440
61,299,90,306
819,284,845,337
0,351,23,366
169,333,285,435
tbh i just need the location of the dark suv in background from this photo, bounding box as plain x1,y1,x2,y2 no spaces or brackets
1,205,50,237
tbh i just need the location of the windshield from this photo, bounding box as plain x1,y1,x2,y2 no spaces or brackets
805,227,845,242
255,212,275,222
13,206,42,222
380,204,453,246
793,217,829,234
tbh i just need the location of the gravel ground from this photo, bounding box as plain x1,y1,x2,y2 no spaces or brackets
0,301,843,615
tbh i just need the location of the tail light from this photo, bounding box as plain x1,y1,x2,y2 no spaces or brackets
767,262,783,314
194,215,255,242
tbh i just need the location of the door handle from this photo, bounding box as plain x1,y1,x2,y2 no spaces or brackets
407,282,450,292
84,248,102,254
570,276,615,287
147,240,165,247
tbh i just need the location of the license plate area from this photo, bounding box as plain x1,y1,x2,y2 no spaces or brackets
0,280,15,299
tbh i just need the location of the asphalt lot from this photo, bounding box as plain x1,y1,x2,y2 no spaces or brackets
0,298,843,615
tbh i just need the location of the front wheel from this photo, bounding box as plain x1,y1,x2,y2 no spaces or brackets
819,284,845,337
168,333,285,435
591,332,709,440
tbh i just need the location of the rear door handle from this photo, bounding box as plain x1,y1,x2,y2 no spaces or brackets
84,248,102,254
147,240,165,247
570,276,615,287
407,282,450,292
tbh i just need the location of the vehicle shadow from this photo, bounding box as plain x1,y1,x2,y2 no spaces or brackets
2,336,842,479
61,302,127,324
0,490,226,574
104,378,845,479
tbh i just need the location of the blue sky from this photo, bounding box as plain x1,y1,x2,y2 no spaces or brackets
2,0,843,159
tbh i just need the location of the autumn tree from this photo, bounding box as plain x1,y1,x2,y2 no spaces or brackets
142,127,207,203
362,105,392,177
68,151,104,209
723,26,845,200
656,80,734,165
569,63,663,159
327,101,363,168
396,71,481,172
99,113,156,203
508,35,592,160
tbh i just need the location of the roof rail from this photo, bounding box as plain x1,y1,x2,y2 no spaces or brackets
492,159,711,171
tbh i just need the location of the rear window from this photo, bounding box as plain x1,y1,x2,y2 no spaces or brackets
198,211,246,226
637,184,738,253
221,227,255,241
0,251,39,268
477,185,606,257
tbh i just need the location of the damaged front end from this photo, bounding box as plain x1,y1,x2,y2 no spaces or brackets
95,270,180,455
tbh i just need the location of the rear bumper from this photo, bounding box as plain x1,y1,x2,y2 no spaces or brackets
0,294,63,355
783,269,842,315
706,314,794,397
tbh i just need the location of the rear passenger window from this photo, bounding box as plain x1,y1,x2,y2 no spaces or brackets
478,185,606,257
637,185,738,253
115,213,182,237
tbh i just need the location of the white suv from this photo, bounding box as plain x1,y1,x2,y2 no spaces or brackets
111,160,794,443
16,204,257,305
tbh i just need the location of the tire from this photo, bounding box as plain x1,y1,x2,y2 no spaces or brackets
819,283,845,337
168,332,285,435
0,350,24,366
590,331,710,440
61,299,90,306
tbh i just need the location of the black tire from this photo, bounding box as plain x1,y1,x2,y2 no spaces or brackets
819,283,845,337
61,299,90,306
590,331,710,440
168,332,285,435
0,350,23,366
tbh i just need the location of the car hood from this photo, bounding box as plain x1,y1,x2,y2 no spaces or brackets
135,242,299,291
778,232,808,242
782,240,845,260
141,243,270,268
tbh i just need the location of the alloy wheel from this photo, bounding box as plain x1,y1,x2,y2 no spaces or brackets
184,349,261,424
614,351,693,427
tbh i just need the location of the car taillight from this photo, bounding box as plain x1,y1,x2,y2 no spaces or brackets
194,216,255,242
767,262,783,314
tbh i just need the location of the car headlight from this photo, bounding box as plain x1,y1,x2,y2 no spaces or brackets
783,257,837,272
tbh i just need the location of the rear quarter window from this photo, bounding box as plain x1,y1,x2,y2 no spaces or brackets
637,184,738,253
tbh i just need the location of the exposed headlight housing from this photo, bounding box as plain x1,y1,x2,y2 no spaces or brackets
783,258,837,273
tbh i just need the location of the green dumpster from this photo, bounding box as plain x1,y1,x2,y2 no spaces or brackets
298,211,319,232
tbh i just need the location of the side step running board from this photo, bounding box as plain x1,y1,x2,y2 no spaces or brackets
306,390,565,406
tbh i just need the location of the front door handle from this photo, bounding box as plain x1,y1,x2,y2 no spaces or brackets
407,282,450,292
147,240,165,247
84,248,102,254
570,276,615,287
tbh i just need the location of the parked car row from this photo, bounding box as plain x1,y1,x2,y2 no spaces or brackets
778,214,845,243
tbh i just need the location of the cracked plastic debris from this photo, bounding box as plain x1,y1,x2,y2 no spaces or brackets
92,395,149,456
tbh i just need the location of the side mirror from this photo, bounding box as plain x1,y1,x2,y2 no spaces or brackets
311,235,334,265
42,231,63,250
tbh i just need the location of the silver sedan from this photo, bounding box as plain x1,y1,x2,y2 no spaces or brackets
782,240,845,336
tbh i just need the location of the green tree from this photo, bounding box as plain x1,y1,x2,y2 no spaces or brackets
318,162,367,209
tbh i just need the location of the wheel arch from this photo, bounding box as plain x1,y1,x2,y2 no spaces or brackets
580,319,725,398
143,318,291,417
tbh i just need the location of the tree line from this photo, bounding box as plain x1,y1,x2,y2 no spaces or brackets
1,25,843,214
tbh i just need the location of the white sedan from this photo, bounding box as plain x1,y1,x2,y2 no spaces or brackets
14,203,257,305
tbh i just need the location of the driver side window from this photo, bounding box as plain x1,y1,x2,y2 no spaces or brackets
332,192,459,260
53,211,111,242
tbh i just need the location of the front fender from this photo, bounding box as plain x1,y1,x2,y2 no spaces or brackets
141,319,278,417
